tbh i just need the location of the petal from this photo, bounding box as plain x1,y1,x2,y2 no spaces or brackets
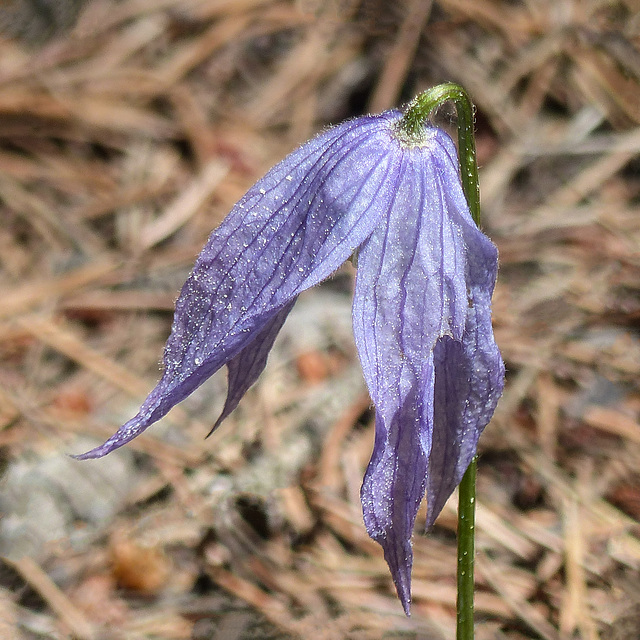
207,300,296,435
425,137,504,526
426,311,504,527
360,370,434,615
353,127,502,611
77,113,401,459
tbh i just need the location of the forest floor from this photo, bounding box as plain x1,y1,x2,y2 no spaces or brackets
0,1,639,638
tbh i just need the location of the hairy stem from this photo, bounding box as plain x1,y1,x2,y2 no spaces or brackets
399,83,480,640
398,82,480,226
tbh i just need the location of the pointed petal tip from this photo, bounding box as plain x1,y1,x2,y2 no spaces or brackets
71,442,114,461
72,413,147,460
376,531,413,616
400,588,412,617
205,414,224,439
388,548,412,616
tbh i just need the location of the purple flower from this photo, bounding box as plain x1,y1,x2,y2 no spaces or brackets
77,110,504,613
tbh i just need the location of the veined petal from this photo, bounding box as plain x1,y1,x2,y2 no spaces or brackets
207,300,295,436
425,132,504,527
427,312,504,528
353,127,502,611
77,113,402,460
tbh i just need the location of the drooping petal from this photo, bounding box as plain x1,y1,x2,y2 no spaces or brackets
77,112,403,460
353,127,502,612
207,300,296,436
424,136,504,527
359,375,434,614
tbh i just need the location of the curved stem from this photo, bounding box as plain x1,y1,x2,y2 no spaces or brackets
398,82,480,225
399,83,480,640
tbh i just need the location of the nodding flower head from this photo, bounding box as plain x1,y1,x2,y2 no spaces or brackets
76,109,504,614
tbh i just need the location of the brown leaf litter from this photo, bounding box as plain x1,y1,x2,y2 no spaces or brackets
0,0,639,638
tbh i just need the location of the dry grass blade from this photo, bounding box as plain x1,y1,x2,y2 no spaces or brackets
6,557,95,640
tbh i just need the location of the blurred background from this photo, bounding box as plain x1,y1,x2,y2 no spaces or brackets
0,1,639,638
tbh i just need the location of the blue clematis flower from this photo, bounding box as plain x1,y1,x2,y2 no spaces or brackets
77,109,504,613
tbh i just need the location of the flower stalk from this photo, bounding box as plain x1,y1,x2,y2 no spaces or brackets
399,83,480,225
400,83,481,640
456,456,477,640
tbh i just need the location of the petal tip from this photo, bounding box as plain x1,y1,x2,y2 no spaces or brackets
377,530,414,616
388,549,412,616
71,442,114,460
205,413,225,438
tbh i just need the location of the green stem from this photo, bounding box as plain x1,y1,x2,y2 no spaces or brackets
399,83,480,640
398,82,480,225
456,457,477,640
